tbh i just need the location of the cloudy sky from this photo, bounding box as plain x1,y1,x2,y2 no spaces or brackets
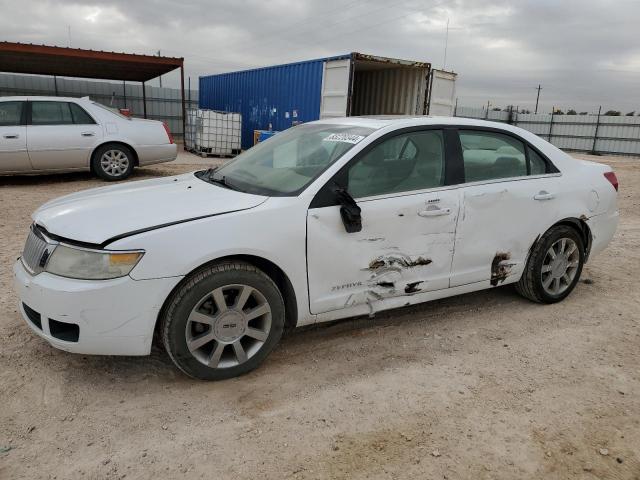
2,0,639,113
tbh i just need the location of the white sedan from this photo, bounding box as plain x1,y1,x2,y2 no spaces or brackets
13,117,618,380
0,96,177,180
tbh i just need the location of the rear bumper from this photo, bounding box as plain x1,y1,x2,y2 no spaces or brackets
137,143,178,166
586,210,619,258
13,260,181,355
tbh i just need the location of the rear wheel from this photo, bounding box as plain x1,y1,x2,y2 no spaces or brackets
516,225,585,303
161,261,285,380
91,144,134,181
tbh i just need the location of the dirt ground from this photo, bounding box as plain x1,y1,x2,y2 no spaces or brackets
0,153,638,480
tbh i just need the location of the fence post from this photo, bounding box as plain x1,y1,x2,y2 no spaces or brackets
507,105,513,125
485,101,490,120
548,107,555,144
514,105,518,126
453,97,458,117
591,106,602,155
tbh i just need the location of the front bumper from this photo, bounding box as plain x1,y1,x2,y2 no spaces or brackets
13,260,182,355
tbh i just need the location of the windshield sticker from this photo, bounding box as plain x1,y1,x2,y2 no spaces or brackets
323,133,365,144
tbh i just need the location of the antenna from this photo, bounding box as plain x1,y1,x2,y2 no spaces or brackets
443,17,449,70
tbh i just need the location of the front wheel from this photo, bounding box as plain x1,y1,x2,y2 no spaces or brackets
160,262,285,380
516,225,585,303
91,144,135,181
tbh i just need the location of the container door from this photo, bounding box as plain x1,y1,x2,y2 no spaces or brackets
319,59,351,119
427,70,457,116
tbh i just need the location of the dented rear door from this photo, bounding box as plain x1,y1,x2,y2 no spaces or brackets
307,190,459,314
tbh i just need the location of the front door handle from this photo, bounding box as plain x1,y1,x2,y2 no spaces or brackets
3,134,19,139
534,191,555,201
81,132,95,137
418,207,451,217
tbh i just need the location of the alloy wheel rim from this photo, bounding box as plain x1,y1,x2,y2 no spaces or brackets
185,284,272,368
541,238,580,295
100,150,130,176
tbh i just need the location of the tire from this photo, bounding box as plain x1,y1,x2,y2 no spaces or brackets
516,225,585,303
160,261,285,380
91,143,135,181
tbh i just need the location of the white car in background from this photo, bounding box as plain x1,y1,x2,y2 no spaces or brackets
13,117,618,380
0,96,177,180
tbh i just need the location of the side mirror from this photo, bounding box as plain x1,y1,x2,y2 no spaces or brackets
333,186,362,233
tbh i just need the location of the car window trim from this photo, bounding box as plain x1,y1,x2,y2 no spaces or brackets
451,126,559,185
310,125,454,208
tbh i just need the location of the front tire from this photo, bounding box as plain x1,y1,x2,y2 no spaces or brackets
516,225,585,303
160,262,285,380
91,144,135,181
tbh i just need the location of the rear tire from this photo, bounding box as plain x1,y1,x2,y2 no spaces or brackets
516,225,585,303
91,143,135,181
160,261,285,380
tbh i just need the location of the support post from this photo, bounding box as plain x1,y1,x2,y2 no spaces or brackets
591,106,602,155
548,107,555,143
180,64,186,150
453,97,458,117
122,81,127,108
53,75,59,96
142,81,147,119
535,84,542,114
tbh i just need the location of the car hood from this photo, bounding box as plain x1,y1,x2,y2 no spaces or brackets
33,172,268,245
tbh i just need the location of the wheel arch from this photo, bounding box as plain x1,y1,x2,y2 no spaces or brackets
90,141,140,169
153,254,299,343
530,217,593,262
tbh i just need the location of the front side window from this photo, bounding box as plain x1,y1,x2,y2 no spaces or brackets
31,102,74,125
460,130,527,182
347,130,445,198
0,101,24,126
205,123,375,196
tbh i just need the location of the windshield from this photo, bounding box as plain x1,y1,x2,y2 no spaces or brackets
200,123,375,196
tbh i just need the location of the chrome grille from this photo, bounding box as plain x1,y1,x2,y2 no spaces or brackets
21,227,52,274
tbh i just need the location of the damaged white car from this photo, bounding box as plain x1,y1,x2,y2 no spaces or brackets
14,117,619,380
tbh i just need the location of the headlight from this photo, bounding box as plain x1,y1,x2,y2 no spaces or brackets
45,244,144,280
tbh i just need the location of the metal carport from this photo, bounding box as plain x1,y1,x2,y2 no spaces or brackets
0,41,186,140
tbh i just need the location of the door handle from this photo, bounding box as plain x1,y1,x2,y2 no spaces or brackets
534,191,555,201
418,207,451,217
3,134,19,139
81,132,95,137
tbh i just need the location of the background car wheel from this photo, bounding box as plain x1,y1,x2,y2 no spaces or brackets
91,143,135,181
516,225,585,303
160,261,285,380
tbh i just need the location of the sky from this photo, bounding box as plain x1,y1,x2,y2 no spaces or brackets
1,0,639,113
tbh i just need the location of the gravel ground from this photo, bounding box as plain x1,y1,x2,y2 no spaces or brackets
0,153,638,479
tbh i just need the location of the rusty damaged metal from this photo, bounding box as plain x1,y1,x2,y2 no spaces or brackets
490,252,513,286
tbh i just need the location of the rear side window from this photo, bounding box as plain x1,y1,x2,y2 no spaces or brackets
528,146,548,175
0,101,24,126
347,130,445,198
69,103,96,124
31,102,74,125
459,130,527,182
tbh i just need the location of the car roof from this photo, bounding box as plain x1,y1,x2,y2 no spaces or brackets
0,96,91,102
314,115,536,136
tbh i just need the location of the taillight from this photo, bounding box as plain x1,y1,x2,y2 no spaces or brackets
604,171,618,191
163,122,174,144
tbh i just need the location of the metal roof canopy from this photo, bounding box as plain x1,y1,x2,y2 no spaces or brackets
0,42,187,140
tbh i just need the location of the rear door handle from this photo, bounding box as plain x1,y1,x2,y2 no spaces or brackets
3,134,19,139
81,132,95,137
534,191,555,201
418,207,451,217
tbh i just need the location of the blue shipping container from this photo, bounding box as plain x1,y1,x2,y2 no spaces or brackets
200,55,349,149
200,53,435,149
